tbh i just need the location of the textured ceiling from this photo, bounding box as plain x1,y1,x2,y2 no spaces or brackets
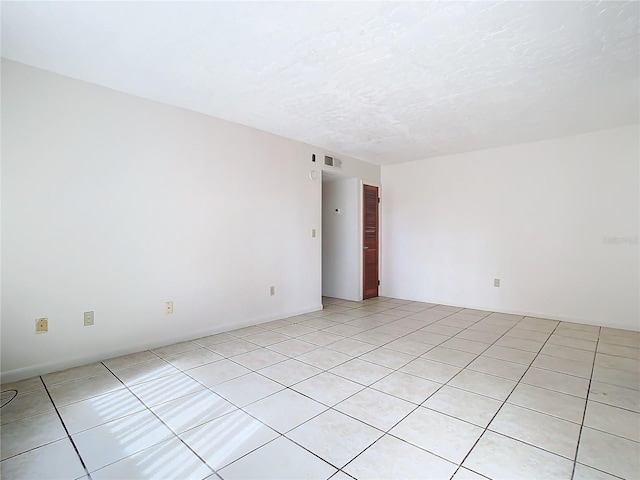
2,1,639,165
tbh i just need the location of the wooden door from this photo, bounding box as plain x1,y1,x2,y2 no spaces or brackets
363,184,379,299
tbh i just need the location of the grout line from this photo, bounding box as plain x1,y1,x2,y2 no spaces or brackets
99,361,219,478
448,320,563,478
570,326,601,480
39,376,93,480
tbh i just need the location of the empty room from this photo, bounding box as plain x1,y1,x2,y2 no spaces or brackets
1,2,639,480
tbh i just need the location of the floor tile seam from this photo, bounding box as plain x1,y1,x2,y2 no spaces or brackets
586,396,640,414
279,419,386,472
447,320,566,476
481,427,582,461
98,361,216,478
594,349,640,361
580,332,633,466
338,426,458,477
579,423,640,444
41,367,125,389
573,462,626,479
38,375,92,479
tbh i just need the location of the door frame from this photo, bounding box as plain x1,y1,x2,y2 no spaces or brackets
361,183,380,299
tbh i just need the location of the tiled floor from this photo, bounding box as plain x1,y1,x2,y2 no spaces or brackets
1,297,639,479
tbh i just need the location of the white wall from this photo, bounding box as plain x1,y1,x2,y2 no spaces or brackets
322,175,360,301
381,125,640,331
0,60,380,382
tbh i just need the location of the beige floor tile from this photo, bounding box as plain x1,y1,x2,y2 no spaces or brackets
448,369,517,401
521,367,590,397
440,338,489,354
540,343,595,363
207,339,261,357
400,357,462,383
242,330,291,346
151,341,200,358
371,371,441,404
192,332,235,346
48,373,124,406
494,336,544,353
186,359,251,387
180,409,278,470
595,353,640,373
572,463,621,480
423,386,502,428
489,403,581,458
507,383,586,423
298,331,345,347
0,388,54,425
451,467,491,479
0,438,85,480
577,427,640,479
421,346,478,367
164,348,223,370
463,431,573,480
390,406,484,463
229,348,288,370
326,338,377,356
384,337,434,356
112,358,179,386
129,372,205,407
292,372,364,406
589,380,640,412
467,356,528,381
287,409,382,468
583,400,640,442
592,364,640,390
73,410,174,472
0,411,67,460
266,338,318,357
58,388,146,434
597,342,640,360
42,362,110,386
532,354,593,378
296,347,352,370
329,359,393,386
102,351,158,370
258,358,322,386
344,434,457,480
359,347,416,369
213,372,284,406
547,335,597,351
455,329,502,344
243,389,327,433
335,387,415,431
151,389,236,434
90,437,212,480
0,376,45,395
219,436,337,480
482,345,536,365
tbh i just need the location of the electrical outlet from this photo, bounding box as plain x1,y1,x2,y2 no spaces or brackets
84,311,94,326
270,286,275,296
36,317,48,333
494,278,501,287
165,301,174,314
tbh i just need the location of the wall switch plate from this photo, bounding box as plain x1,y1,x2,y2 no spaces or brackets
36,317,48,333
494,278,501,287
312,229,316,238
165,301,174,314
270,286,275,296
84,311,94,326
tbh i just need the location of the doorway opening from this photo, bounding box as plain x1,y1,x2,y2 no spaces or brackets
321,172,379,301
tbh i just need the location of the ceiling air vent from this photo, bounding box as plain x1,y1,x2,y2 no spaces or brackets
324,155,342,168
